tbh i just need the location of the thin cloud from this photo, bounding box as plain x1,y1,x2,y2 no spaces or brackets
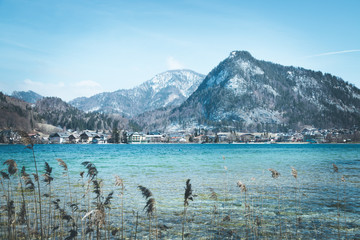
167,56,184,70
24,79,65,88
74,80,101,88
306,49,360,58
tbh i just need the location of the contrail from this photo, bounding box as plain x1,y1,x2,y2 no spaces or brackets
306,49,360,58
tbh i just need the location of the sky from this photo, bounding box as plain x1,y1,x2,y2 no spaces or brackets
0,0,359,101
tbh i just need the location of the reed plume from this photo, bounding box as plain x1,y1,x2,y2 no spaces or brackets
0,171,9,180
104,191,114,207
32,173,39,182
138,185,156,239
332,163,339,173
184,179,193,207
237,180,247,193
43,162,53,185
56,158,68,171
291,167,298,179
138,185,153,200
268,168,280,179
92,179,102,202
144,198,156,216
4,159,18,176
57,158,73,203
182,179,194,240
81,161,98,180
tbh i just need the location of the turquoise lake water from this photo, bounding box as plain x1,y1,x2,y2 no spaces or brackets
0,143,359,239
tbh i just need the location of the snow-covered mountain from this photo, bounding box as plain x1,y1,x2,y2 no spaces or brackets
69,70,205,117
11,90,43,104
137,51,360,131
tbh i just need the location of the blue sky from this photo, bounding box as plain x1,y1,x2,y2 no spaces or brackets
0,0,359,101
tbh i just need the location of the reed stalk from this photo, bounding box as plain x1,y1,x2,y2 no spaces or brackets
0,176,6,237
341,175,347,239
43,161,53,238
3,159,18,239
0,170,11,239
19,131,44,240
222,156,228,212
115,175,125,239
57,159,72,203
182,179,194,240
134,211,139,240
209,188,218,238
268,168,281,238
237,180,249,238
79,171,85,239
138,185,156,239
291,166,299,239
19,166,31,238
332,163,341,240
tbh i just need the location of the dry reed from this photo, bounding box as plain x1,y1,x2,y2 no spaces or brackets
138,185,156,239
182,179,194,240
0,149,356,239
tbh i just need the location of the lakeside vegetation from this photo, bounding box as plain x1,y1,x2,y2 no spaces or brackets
0,134,359,239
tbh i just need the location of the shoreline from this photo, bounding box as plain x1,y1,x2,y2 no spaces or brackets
1,142,359,146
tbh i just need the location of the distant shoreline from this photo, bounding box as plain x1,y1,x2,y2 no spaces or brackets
1,142,359,146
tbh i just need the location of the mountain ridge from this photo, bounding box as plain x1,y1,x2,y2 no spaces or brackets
11,90,43,104
136,51,360,132
2,51,359,133
69,69,205,117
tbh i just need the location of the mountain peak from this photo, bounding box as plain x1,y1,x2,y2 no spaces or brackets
229,50,253,60
11,90,43,104
202,50,262,88
70,69,205,116
166,50,360,131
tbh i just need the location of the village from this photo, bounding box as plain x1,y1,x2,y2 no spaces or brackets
0,126,359,145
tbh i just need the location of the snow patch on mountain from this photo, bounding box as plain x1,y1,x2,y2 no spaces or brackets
226,76,247,95
160,50,360,131
69,70,205,117
237,60,264,76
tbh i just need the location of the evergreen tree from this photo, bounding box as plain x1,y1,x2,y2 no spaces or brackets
112,127,120,143
122,131,128,144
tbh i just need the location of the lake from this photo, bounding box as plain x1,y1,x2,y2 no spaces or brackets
0,143,359,239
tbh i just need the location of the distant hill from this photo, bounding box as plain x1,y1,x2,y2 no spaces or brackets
11,90,43,104
69,70,205,117
34,97,128,131
135,51,360,132
0,93,129,133
0,92,36,132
